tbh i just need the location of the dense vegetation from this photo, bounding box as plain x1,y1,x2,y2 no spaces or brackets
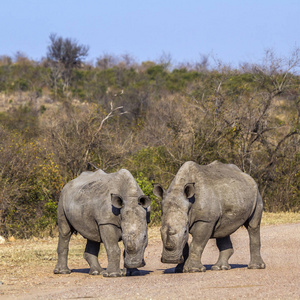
0,41,299,237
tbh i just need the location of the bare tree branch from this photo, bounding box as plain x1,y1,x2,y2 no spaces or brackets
83,102,128,164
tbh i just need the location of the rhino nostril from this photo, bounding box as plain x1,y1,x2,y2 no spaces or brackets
165,236,176,251
126,240,136,253
165,245,175,251
168,228,176,236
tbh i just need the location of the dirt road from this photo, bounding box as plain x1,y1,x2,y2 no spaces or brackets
1,223,299,299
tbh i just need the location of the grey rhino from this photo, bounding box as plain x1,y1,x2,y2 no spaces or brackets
153,161,266,273
54,169,151,277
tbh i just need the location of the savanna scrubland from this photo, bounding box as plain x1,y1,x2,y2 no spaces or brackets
0,37,299,238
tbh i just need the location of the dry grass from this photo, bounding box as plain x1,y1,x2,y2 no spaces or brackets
261,212,300,225
0,235,103,285
0,235,86,266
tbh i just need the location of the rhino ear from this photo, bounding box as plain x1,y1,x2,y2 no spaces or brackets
111,194,124,209
184,183,195,199
153,183,165,199
138,195,151,209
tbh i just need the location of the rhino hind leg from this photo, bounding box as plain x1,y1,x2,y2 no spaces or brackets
245,194,266,269
83,239,104,275
54,208,74,274
211,236,234,271
245,224,266,269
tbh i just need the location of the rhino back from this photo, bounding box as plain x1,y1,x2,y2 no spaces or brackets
61,170,121,241
174,161,259,236
60,169,144,241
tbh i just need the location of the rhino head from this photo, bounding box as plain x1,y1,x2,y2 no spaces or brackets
153,183,195,264
111,194,151,269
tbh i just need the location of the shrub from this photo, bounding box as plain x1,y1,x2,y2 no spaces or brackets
135,172,161,225
0,131,65,238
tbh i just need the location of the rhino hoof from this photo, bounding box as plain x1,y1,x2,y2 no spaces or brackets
183,266,206,273
89,267,104,275
248,263,266,269
54,268,71,274
89,270,100,275
103,272,122,278
211,264,231,271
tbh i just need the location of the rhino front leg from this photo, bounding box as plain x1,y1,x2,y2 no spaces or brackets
211,236,234,270
100,224,123,277
175,242,189,273
83,239,104,275
183,221,214,273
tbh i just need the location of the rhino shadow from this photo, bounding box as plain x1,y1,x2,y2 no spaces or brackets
71,268,90,274
162,264,248,274
71,268,152,276
205,264,248,270
162,267,176,274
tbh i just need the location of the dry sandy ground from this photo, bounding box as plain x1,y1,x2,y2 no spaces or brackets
0,223,299,299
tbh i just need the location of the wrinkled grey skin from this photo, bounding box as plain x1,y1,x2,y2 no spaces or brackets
153,161,266,273
54,169,151,277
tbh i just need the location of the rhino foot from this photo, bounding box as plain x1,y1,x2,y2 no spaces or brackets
183,258,206,273
89,267,105,275
103,272,122,278
102,270,122,277
53,267,71,274
183,265,206,273
248,262,266,269
211,263,231,271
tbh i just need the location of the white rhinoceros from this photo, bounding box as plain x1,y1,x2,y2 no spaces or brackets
54,169,150,277
153,161,266,273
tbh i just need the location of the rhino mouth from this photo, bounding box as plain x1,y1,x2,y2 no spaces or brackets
124,258,145,269
161,247,184,264
161,255,184,264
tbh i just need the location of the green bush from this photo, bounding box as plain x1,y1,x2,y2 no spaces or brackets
0,132,65,238
135,172,161,225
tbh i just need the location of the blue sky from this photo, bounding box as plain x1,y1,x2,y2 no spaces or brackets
0,0,299,67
